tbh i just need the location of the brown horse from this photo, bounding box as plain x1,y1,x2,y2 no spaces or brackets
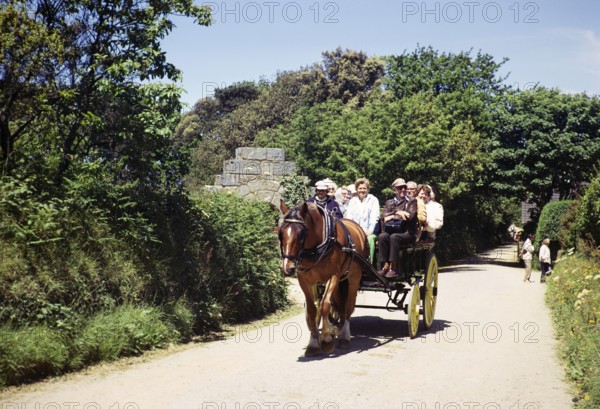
279,201,368,356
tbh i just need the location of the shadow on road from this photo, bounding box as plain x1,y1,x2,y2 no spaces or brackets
297,317,454,360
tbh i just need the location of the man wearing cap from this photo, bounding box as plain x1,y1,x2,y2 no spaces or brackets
377,178,418,278
307,180,343,219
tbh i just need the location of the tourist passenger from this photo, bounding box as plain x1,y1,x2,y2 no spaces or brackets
416,185,444,241
347,184,357,198
335,186,351,216
377,178,418,278
345,178,380,262
406,181,418,198
322,178,337,200
307,180,343,219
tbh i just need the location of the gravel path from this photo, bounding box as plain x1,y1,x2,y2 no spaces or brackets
1,244,573,409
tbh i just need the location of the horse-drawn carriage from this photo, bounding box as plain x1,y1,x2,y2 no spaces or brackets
278,201,439,356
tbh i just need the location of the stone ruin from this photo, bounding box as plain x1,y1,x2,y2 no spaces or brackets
206,147,297,210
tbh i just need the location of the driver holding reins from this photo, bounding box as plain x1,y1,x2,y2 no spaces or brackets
307,180,343,219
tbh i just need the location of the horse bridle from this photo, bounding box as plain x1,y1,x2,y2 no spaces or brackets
279,216,307,261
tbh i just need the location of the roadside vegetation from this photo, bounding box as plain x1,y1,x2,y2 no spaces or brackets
1,0,599,393
542,173,600,408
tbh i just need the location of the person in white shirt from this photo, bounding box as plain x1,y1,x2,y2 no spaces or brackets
345,177,380,262
416,185,444,241
538,238,551,283
522,234,535,283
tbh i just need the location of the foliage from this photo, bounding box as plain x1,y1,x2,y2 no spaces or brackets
72,305,179,367
535,200,573,255
491,88,600,212
280,174,310,207
0,303,194,387
0,325,69,388
321,47,385,107
0,174,146,326
192,191,288,322
383,46,508,99
1,0,211,182
575,172,600,256
546,254,600,408
558,200,580,251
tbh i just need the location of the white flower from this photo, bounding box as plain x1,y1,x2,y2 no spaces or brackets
577,289,590,299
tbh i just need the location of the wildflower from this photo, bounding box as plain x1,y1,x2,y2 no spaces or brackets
584,395,590,401
594,274,600,280
585,275,593,280
577,289,590,299
553,276,560,282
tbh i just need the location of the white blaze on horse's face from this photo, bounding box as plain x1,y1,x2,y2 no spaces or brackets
280,224,303,277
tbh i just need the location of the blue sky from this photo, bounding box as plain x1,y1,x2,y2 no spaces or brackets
161,0,600,108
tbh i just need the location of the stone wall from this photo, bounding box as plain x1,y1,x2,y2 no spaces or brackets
207,147,297,209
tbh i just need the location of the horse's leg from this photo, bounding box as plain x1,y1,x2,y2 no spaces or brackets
338,268,362,349
319,275,339,353
298,276,321,356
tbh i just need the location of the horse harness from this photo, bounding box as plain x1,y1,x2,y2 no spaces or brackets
280,205,358,280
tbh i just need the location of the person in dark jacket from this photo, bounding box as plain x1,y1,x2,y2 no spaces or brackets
377,178,418,278
307,180,343,219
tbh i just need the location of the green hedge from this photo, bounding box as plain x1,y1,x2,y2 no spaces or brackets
576,172,600,256
535,200,573,258
193,191,288,322
1,176,289,387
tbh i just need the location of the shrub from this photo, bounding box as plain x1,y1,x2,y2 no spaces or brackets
0,175,145,326
72,305,179,367
558,200,580,250
161,299,195,342
0,325,69,387
535,200,573,259
280,174,310,207
576,173,600,257
193,191,289,322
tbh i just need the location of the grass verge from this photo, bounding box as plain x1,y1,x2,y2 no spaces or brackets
545,252,600,408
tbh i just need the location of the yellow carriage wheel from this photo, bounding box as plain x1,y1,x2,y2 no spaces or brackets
422,253,438,330
407,282,421,338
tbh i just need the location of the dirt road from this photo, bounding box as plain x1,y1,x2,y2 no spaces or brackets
1,244,573,409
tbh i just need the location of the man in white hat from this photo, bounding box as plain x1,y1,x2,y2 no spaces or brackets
377,178,418,278
307,180,343,219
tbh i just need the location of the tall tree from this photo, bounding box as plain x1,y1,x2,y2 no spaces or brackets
491,87,600,210
0,0,211,185
321,47,384,107
384,46,508,100
0,2,63,172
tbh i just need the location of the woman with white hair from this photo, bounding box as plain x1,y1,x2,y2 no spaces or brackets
539,238,551,283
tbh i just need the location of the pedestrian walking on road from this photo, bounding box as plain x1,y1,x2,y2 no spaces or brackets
522,234,535,283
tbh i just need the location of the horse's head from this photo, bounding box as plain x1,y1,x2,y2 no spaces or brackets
278,205,307,277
